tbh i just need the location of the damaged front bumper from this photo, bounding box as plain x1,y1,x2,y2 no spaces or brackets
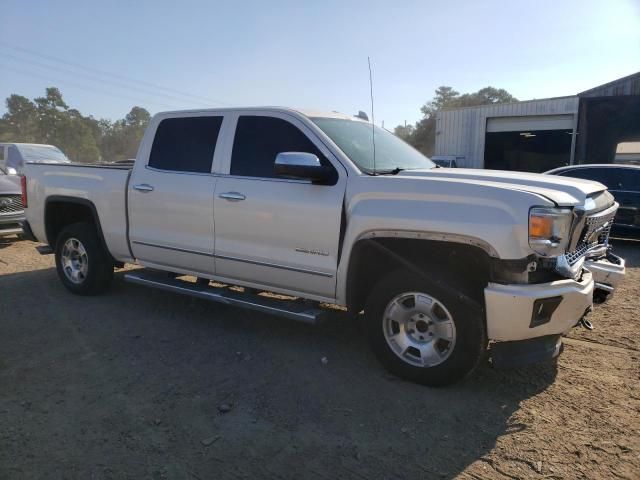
484,270,594,367
585,252,626,302
485,270,593,342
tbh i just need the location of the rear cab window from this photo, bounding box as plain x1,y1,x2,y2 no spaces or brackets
230,115,338,183
7,146,23,171
149,116,223,173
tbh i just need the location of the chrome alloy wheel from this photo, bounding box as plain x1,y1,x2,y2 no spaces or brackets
61,237,89,284
382,292,457,368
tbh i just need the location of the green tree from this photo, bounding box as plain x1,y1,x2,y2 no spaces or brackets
57,109,101,162
0,87,151,163
0,95,39,142
393,124,414,141
100,106,150,162
397,86,518,156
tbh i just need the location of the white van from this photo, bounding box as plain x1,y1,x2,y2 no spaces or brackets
0,143,70,174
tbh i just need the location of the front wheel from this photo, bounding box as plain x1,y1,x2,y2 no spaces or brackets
365,270,486,386
55,222,114,295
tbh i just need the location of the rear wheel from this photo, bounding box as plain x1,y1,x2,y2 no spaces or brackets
55,223,114,295
365,270,486,386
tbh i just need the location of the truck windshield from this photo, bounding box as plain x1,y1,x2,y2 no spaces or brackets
311,117,435,174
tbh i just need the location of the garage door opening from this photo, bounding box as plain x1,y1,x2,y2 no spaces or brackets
484,129,573,173
575,96,640,164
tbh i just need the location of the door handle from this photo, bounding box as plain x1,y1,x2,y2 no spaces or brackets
133,184,154,192
219,192,246,201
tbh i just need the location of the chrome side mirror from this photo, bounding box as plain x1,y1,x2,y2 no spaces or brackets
274,152,333,183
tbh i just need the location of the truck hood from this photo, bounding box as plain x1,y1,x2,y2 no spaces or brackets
0,174,21,194
397,168,606,206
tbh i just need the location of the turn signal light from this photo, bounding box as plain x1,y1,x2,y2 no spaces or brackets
529,215,553,239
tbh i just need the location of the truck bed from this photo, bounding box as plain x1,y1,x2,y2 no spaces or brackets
24,162,133,262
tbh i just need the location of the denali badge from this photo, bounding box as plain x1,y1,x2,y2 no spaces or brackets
295,247,329,256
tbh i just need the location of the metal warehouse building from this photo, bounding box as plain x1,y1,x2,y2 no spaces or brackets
434,72,640,172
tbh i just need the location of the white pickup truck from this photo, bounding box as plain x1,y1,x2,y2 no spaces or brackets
21,107,625,386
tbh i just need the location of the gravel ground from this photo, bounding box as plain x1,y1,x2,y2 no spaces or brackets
0,237,638,479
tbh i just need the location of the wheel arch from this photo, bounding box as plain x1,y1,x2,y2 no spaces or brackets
345,236,494,315
44,196,115,263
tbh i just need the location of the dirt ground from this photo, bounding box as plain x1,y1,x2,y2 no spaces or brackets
0,237,638,480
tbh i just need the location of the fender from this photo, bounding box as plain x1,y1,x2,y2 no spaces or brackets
355,230,499,257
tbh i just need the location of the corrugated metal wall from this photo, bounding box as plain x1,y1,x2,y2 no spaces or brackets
579,72,640,97
435,96,579,168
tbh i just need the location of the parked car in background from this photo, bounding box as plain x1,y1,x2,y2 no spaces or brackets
546,164,640,238
431,155,461,168
0,143,70,174
0,164,24,237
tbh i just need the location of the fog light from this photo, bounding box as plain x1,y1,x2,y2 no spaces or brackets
530,296,562,328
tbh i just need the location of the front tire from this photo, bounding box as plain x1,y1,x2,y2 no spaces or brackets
365,270,486,386
55,222,114,295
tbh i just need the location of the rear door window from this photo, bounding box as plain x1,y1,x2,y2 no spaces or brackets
149,116,223,173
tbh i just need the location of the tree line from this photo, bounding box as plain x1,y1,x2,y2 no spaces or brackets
0,87,150,163
0,85,518,163
394,86,518,156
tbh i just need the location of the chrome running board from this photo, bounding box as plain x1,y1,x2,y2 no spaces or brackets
124,270,323,324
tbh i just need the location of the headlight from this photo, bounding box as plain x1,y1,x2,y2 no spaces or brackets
529,207,573,256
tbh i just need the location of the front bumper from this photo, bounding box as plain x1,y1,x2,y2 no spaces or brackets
485,270,593,342
0,212,25,236
585,252,625,299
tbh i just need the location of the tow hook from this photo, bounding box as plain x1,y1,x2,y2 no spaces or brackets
579,306,594,330
580,318,594,330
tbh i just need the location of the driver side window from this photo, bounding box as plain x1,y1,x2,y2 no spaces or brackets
230,116,337,183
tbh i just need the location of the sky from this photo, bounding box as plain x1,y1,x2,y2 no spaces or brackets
0,0,638,128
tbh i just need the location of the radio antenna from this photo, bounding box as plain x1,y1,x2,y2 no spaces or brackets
368,56,377,175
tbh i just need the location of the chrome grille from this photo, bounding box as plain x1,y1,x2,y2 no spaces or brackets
0,195,23,214
565,204,616,266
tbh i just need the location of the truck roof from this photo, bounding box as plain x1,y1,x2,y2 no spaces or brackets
155,106,366,122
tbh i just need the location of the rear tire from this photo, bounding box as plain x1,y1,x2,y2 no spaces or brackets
365,270,486,386
55,222,114,295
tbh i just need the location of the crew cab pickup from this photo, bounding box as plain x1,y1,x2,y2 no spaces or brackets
21,108,625,386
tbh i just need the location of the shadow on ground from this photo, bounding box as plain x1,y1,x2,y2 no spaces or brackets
0,267,558,479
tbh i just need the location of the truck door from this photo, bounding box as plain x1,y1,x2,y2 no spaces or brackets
213,113,347,300
128,114,224,276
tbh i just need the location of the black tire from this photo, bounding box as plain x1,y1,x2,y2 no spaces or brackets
365,270,486,387
54,222,114,295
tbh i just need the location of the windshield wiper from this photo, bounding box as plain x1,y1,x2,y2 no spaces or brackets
374,167,406,175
